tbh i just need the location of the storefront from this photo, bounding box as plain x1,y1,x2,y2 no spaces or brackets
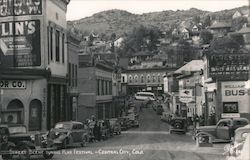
0,78,47,131
221,81,250,120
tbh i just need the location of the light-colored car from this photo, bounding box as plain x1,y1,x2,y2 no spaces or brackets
224,125,250,159
47,121,89,149
135,92,156,101
195,118,249,142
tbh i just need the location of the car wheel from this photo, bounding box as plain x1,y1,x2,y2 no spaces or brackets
62,139,67,149
43,151,54,159
1,146,14,160
18,145,30,160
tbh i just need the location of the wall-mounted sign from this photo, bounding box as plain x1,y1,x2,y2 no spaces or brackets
0,80,26,89
223,102,239,113
0,0,42,17
208,54,250,80
221,113,240,119
179,89,193,103
0,20,41,67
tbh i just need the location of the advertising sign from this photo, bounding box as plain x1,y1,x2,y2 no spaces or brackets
223,102,239,113
0,20,41,67
208,54,250,80
0,0,42,17
179,89,193,103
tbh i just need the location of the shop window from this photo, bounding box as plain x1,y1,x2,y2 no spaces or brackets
3,99,24,124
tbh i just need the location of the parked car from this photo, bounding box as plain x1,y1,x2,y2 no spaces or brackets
156,105,164,115
0,124,54,160
160,112,174,123
195,118,249,142
169,117,188,134
109,118,121,135
47,121,90,149
224,124,250,159
119,117,132,131
135,92,156,101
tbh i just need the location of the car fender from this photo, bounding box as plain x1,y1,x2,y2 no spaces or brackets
195,132,215,140
17,141,36,149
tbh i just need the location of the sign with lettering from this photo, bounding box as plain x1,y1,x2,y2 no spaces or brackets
179,89,193,103
0,20,41,67
223,102,239,113
208,54,250,80
221,113,240,118
0,80,26,89
222,81,250,97
0,0,42,17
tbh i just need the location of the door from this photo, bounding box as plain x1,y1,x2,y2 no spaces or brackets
216,121,230,140
29,100,42,131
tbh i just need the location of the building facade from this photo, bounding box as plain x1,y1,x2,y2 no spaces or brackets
77,61,115,122
0,0,70,131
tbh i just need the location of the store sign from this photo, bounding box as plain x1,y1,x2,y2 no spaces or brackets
222,81,250,97
0,80,26,89
0,0,42,17
223,102,239,113
179,89,193,103
208,54,250,80
0,20,41,67
221,113,240,118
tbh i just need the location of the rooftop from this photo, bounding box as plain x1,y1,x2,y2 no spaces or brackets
174,60,204,74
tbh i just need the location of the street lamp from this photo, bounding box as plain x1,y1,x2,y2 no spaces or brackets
194,83,203,129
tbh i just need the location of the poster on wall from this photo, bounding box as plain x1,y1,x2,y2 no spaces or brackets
0,0,42,17
208,54,250,81
0,20,41,67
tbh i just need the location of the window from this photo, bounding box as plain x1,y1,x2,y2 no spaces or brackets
158,74,161,82
141,75,144,83
72,63,75,87
109,81,112,95
129,75,132,83
47,27,50,64
147,75,150,83
75,65,77,87
55,30,60,62
134,75,138,83
122,76,125,83
101,80,104,95
152,75,156,82
62,33,65,63
50,27,53,61
68,63,71,86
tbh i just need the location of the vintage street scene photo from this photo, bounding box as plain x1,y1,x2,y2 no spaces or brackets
0,0,250,160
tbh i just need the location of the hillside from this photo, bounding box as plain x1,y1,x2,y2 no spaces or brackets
67,6,249,38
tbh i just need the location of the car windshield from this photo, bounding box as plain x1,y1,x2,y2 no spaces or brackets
8,126,27,134
55,123,72,129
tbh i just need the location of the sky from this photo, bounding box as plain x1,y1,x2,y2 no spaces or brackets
66,0,249,20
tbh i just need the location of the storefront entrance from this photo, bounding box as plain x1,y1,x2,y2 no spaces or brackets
29,99,42,131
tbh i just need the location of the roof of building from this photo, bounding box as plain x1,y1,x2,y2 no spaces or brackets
237,26,250,34
174,60,204,74
209,21,231,29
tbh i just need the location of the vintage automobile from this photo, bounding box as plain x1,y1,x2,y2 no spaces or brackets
169,117,188,134
224,124,250,159
156,105,164,115
119,117,132,131
47,121,90,149
108,118,121,135
160,112,174,123
195,118,249,142
0,124,54,160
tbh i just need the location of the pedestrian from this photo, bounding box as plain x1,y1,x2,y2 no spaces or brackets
93,121,99,142
97,122,102,141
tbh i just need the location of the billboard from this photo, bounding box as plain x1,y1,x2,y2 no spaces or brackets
0,20,41,67
208,54,250,80
0,0,42,17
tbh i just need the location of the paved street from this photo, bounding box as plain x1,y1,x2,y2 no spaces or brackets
47,101,226,160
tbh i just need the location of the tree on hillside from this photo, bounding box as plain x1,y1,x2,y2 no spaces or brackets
209,36,241,54
200,30,213,44
176,39,195,62
193,16,200,24
121,25,161,55
231,17,248,31
203,15,211,28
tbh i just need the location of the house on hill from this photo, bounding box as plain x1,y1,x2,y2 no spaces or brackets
209,21,231,37
232,10,249,19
